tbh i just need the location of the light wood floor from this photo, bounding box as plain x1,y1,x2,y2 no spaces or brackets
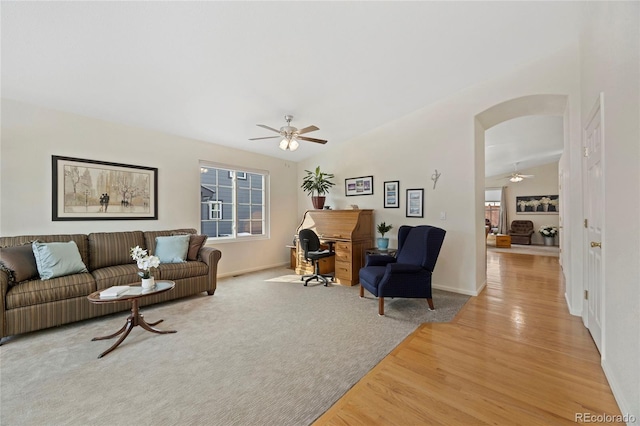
314,251,621,425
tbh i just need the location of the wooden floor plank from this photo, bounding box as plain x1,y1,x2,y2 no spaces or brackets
314,251,621,425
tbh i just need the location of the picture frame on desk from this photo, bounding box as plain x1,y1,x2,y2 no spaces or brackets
345,176,373,196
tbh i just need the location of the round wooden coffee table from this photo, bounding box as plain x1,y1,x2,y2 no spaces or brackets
87,280,176,358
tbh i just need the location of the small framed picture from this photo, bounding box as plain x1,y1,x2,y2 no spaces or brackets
406,188,424,218
384,181,400,208
345,176,374,196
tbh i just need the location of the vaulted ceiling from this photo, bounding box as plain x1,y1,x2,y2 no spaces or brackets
2,2,578,168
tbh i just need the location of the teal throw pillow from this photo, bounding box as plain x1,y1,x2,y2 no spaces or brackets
32,241,88,280
154,235,190,263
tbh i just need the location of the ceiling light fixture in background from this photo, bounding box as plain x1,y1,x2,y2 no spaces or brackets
279,137,299,151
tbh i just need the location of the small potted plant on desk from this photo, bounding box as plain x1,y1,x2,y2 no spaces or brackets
300,166,335,209
376,222,393,250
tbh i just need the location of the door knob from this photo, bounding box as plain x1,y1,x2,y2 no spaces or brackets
590,241,602,248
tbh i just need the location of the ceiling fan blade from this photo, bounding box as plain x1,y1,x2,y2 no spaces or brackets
298,136,327,144
521,174,535,178
249,136,280,140
256,124,281,133
298,125,319,135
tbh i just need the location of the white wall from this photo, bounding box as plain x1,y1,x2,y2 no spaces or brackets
485,162,560,245
298,44,580,297
580,2,640,422
0,99,299,277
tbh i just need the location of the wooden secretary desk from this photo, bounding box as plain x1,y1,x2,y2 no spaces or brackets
295,209,373,286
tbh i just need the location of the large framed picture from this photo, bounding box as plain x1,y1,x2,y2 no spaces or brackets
345,175,374,196
406,188,424,218
384,181,400,208
52,156,158,221
515,195,559,214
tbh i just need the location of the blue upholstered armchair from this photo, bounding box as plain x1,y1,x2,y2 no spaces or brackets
359,225,446,315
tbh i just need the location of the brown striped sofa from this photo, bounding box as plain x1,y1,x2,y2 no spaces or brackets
0,228,222,341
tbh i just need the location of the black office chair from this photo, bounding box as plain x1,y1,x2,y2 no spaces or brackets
299,229,335,286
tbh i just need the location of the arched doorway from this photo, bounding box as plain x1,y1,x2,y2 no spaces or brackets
474,94,569,284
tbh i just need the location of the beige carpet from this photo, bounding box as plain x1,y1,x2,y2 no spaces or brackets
0,267,469,426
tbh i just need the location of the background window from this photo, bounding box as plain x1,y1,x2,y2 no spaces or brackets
200,164,267,240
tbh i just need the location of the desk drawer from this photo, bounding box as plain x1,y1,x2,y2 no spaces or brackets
335,260,352,280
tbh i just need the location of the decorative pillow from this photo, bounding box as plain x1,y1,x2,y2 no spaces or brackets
0,244,40,285
187,235,207,261
154,235,190,263
32,241,88,280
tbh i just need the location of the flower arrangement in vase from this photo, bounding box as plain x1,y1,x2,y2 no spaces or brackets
130,246,160,288
538,225,558,246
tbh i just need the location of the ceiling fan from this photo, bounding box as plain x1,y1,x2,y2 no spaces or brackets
507,163,534,182
249,115,327,151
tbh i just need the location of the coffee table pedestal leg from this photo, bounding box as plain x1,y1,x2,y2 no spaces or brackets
92,299,176,358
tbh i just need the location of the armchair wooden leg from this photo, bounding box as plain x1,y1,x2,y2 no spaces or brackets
359,285,364,298
379,297,385,316
427,298,434,311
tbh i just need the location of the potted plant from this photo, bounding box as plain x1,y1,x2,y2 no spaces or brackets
301,166,335,209
538,225,558,246
376,222,393,250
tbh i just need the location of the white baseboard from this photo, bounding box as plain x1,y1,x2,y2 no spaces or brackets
601,360,639,425
218,262,290,279
565,292,582,316
433,281,482,297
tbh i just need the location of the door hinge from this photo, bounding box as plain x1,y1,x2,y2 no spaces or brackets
584,290,589,300
584,219,588,228
583,147,590,157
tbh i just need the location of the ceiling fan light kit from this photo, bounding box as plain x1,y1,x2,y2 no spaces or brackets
507,162,534,183
250,115,327,152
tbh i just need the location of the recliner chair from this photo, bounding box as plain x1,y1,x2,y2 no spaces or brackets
358,225,446,315
509,220,535,245
298,229,335,286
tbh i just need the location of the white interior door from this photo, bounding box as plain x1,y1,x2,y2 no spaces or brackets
583,93,604,353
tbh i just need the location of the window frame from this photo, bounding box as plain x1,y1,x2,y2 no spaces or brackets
200,162,269,242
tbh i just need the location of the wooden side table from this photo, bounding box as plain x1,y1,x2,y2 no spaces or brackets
365,248,398,257
286,245,296,269
495,235,512,248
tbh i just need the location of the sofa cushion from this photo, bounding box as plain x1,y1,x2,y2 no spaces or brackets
144,229,196,257
32,241,89,280
0,244,39,284
155,261,209,281
92,264,141,290
0,234,89,270
5,272,96,310
154,235,190,263
88,231,145,270
171,232,207,261
186,235,208,261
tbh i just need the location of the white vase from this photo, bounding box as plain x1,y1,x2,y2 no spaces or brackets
544,237,555,246
141,277,155,289
542,204,549,212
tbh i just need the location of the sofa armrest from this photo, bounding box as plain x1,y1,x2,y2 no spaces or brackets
0,270,8,339
200,246,222,295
